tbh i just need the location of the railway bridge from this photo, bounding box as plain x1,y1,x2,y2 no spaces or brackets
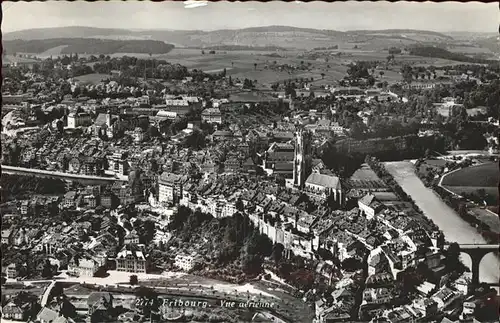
447,243,500,286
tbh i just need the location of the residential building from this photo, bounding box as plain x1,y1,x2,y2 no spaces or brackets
87,292,113,316
362,287,393,305
108,151,129,176
431,287,461,310
133,127,147,143
454,272,472,295
116,247,147,273
63,191,77,208
413,298,438,317
20,200,29,215
155,110,178,120
358,194,384,220
2,302,25,321
212,130,233,141
124,230,140,245
68,256,104,277
368,249,391,277
224,156,242,173
100,193,114,209
158,172,184,205
174,254,197,272
201,107,222,124
6,263,18,279
164,98,199,117
83,195,97,208
36,307,59,323
1,229,12,244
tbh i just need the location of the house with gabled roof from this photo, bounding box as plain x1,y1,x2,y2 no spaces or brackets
358,193,384,220
36,307,59,323
87,292,113,316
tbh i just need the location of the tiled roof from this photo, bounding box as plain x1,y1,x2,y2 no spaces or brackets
305,173,340,189
95,113,108,126
37,307,59,322
87,292,113,306
159,172,182,185
359,194,375,207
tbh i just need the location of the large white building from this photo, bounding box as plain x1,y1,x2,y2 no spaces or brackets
174,254,197,272
68,256,105,277
67,112,92,129
201,107,222,124
158,172,184,205
116,248,147,273
108,151,129,176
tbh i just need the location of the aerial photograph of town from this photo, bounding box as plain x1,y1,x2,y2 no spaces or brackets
0,1,499,323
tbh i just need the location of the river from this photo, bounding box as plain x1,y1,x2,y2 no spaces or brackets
384,161,500,284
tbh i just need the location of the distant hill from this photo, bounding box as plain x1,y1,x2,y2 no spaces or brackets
349,29,454,41
3,38,175,55
2,26,136,40
202,45,289,51
444,31,498,40
475,36,500,54
3,25,490,52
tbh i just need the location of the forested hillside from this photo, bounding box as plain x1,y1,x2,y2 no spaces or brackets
4,38,175,55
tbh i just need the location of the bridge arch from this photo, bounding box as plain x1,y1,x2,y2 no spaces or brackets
478,252,500,285
455,244,500,285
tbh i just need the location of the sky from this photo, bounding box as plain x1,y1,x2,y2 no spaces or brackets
2,1,498,33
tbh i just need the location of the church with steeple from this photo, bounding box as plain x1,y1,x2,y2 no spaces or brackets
285,128,313,189
286,127,343,204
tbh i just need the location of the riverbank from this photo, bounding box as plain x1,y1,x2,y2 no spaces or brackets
384,161,500,284
415,159,499,243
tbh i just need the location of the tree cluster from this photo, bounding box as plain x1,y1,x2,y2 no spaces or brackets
409,45,495,65
0,174,66,201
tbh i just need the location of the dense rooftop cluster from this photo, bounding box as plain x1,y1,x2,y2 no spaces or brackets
1,53,499,323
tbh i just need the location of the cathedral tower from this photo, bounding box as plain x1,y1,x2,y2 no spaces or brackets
293,128,312,188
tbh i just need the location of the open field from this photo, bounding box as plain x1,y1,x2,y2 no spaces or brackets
38,45,69,57
441,162,498,187
74,73,111,84
348,164,388,190
86,49,470,87
2,54,40,64
12,45,478,88
228,91,280,102
469,207,500,232
350,164,382,181
447,46,494,54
